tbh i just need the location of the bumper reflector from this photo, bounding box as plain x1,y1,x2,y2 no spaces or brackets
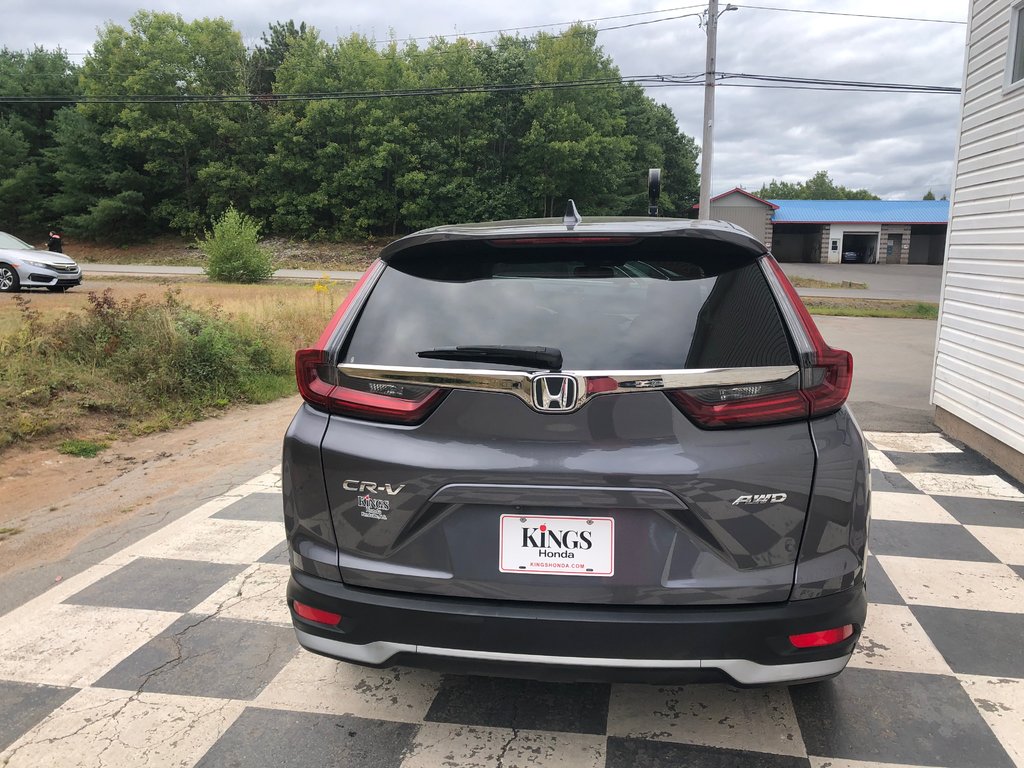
789,624,854,648
293,600,342,626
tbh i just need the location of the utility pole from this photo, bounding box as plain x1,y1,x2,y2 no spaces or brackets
697,2,737,218
698,0,719,220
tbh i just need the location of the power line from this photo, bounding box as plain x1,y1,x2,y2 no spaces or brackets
717,72,961,94
391,4,708,42
733,4,967,25
595,12,705,33
10,5,709,60
0,71,962,105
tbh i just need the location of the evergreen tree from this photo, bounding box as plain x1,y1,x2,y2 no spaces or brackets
0,47,80,235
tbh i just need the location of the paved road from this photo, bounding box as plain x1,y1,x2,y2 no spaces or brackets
79,262,943,301
1,434,1022,768
817,316,938,433
781,263,942,302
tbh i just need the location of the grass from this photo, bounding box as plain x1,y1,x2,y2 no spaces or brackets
67,235,384,272
0,276,353,336
805,298,939,319
0,526,24,542
58,439,109,458
789,276,868,290
0,278,354,454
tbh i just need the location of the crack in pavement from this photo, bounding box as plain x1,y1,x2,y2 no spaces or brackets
494,727,519,768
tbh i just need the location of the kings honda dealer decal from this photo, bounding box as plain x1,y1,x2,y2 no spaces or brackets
499,515,614,576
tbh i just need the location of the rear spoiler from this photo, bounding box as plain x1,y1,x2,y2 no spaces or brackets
379,219,767,263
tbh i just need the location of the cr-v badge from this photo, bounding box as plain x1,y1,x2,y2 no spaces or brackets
343,479,406,521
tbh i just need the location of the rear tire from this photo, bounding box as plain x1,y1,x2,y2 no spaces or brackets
0,264,20,293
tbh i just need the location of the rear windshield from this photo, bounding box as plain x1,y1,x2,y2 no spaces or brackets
343,241,794,370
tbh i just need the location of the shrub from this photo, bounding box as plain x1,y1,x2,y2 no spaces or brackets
199,207,274,283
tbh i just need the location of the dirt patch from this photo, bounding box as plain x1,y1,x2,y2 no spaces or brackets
790,276,868,290
0,396,299,578
805,298,939,319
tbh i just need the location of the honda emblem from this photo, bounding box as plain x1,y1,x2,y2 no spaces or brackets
532,375,578,412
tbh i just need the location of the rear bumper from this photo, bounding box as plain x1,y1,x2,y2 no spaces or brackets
288,570,866,685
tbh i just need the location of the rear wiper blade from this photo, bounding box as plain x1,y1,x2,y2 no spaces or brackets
416,345,563,370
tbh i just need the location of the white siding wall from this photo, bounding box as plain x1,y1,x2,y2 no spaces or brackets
932,0,1024,454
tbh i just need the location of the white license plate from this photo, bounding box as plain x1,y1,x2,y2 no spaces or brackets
499,515,614,576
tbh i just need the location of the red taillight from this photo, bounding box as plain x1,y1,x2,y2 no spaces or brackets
789,624,854,648
295,348,338,411
804,346,853,416
668,389,809,429
298,261,446,425
292,600,342,626
295,348,446,424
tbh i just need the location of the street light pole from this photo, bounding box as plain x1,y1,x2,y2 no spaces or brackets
697,2,736,220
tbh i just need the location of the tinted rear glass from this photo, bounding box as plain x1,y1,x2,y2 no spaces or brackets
343,241,794,370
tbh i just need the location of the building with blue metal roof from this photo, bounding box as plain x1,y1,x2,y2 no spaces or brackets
704,189,950,265
768,200,950,225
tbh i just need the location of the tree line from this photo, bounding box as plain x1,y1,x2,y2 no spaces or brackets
755,171,879,201
0,13,701,243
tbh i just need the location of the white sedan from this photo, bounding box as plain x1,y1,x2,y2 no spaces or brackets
0,231,82,293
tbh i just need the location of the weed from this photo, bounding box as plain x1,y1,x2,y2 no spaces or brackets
313,274,338,293
1,285,301,453
58,439,109,458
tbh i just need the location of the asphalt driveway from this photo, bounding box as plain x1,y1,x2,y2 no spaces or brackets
817,316,938,432
781,263,943,302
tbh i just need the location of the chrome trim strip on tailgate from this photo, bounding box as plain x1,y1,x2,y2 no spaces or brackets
339,363,800,414
428,484,688,510
294,630,848,684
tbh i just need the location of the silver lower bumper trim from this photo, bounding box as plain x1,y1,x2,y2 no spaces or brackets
294,630,850,685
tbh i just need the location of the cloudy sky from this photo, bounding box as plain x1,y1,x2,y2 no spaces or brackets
5,0,969,199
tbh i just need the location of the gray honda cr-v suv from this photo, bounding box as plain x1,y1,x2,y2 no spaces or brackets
282,210,869,686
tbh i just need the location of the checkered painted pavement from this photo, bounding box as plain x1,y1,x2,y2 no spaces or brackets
1,431,1022,768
